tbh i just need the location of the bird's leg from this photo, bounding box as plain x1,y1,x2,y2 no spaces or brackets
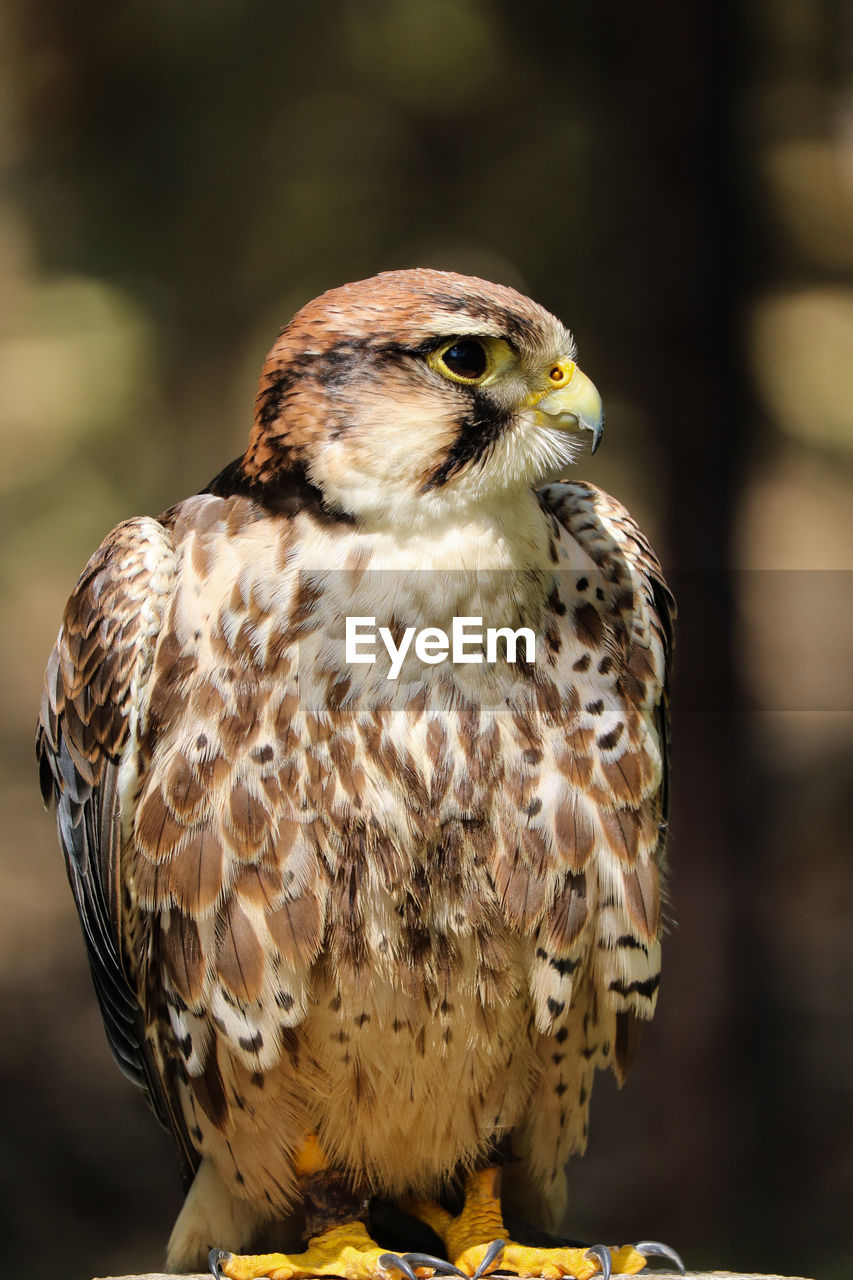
212,1135,458,1280
211,1135,374,1280
401,1167,653,1279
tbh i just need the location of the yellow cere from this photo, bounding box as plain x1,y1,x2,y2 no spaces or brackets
524,358,578,409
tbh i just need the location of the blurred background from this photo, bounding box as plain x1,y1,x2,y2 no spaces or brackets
1,2,851,1277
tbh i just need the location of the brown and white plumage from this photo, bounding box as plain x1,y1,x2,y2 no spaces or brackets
37,270,674,1272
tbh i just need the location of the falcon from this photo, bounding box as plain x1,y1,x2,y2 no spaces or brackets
37,270,676,1280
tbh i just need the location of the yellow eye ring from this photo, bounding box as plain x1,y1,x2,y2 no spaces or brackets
428,338,492,385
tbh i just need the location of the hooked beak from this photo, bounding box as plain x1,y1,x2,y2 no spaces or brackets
531,361,604,454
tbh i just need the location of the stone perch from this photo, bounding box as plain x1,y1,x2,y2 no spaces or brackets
94,1271,817,1280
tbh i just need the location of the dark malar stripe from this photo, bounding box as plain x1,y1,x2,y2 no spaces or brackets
420,388,514,492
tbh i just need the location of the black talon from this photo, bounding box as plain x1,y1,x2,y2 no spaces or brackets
584,1244,612,1280
378,1251,421,1280
401,1252,470,1278
634,1241,686,1274
471,1238,507,1280
208,1248,232,1279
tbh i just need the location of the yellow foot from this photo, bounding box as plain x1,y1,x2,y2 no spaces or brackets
456,1241,648,1279
213,1220,421,1280
401,1168,659,1279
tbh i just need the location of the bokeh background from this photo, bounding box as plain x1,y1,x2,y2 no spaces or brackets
1,3,851,1278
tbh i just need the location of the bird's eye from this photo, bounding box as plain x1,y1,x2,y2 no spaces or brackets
436,340,489,383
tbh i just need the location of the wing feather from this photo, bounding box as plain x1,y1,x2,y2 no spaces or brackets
510,482,675,1220
534,481,675,1056
36,517,198,1184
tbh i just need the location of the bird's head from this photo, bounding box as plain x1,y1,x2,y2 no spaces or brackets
243,269,603,524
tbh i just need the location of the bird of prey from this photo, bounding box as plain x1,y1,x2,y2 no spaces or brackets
37,270,676,1280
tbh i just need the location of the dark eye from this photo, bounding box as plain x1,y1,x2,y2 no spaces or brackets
440,340,488,381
